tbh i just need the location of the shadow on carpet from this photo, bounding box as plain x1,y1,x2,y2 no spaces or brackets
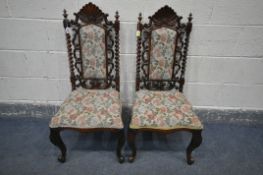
0,116,262,175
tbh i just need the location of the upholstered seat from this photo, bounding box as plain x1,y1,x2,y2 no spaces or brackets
130,90,203,130
50,87,123,129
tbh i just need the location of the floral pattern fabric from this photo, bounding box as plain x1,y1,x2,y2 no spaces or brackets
49,88,123,129
149,27,177,80
130,90,203,130
80,24,106,79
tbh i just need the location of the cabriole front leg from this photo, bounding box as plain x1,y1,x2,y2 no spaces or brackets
49,128,67,163
127,129,137,163
116,129,125,163
186,130,202,165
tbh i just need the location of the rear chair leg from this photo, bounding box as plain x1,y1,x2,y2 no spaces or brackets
116,129,125,163
186,130,202,165
127,129,137,163
49,128,67,163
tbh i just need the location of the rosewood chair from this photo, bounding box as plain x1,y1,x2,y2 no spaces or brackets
128,6,203,165
49,3,125,163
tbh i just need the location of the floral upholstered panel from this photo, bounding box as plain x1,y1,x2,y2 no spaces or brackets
149,27,177,80
130,90,203,130
49,88,123,129
80,24,106,79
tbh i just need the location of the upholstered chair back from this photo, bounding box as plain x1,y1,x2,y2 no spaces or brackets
136,6,192,92
149,28,177,80
63,3,120,90
79,24,107,79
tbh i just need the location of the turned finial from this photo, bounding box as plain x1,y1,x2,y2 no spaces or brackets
138,12,142,22
188,13,193,22
136,13,142,37
63,9,68,19
63,9,70,30
186,13,193,33
115,11,119,20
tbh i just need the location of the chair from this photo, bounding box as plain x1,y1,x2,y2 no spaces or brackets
49,3,125,163
128,6,203,165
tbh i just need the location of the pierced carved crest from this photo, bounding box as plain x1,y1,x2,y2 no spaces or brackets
75,2,107,24
149,5,182,27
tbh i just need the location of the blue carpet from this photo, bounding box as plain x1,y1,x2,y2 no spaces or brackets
0,116,262,175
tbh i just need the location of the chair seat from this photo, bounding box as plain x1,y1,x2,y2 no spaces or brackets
49,87,123,129
130,90,203,130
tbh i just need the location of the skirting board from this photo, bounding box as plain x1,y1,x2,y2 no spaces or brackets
0,103,263,125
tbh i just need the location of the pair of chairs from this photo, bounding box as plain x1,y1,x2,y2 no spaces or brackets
49,2,203,165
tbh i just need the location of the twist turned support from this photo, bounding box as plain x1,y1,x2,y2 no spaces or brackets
63,9,76,91
136,13,142,91
114,11,120,91
179,13,192,92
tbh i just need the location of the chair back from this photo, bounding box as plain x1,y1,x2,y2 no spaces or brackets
63,3,120,91
136,6,192,92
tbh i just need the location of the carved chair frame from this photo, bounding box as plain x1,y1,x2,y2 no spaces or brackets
128,6,203,165
49,3,125,163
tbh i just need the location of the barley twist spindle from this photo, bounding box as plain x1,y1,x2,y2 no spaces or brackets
136,13,142,91
114,11,120,91
63,9,75,90
179,13,192,92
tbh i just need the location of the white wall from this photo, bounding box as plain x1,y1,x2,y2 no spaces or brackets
0,0,263,110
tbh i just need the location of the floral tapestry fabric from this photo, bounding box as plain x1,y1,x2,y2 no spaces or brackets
130,90,203,130
149,27,177,80
49,88,123,129
80,24,106,79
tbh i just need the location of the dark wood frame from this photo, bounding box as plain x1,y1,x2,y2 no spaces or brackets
129,5,203,165
49,3,124,163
